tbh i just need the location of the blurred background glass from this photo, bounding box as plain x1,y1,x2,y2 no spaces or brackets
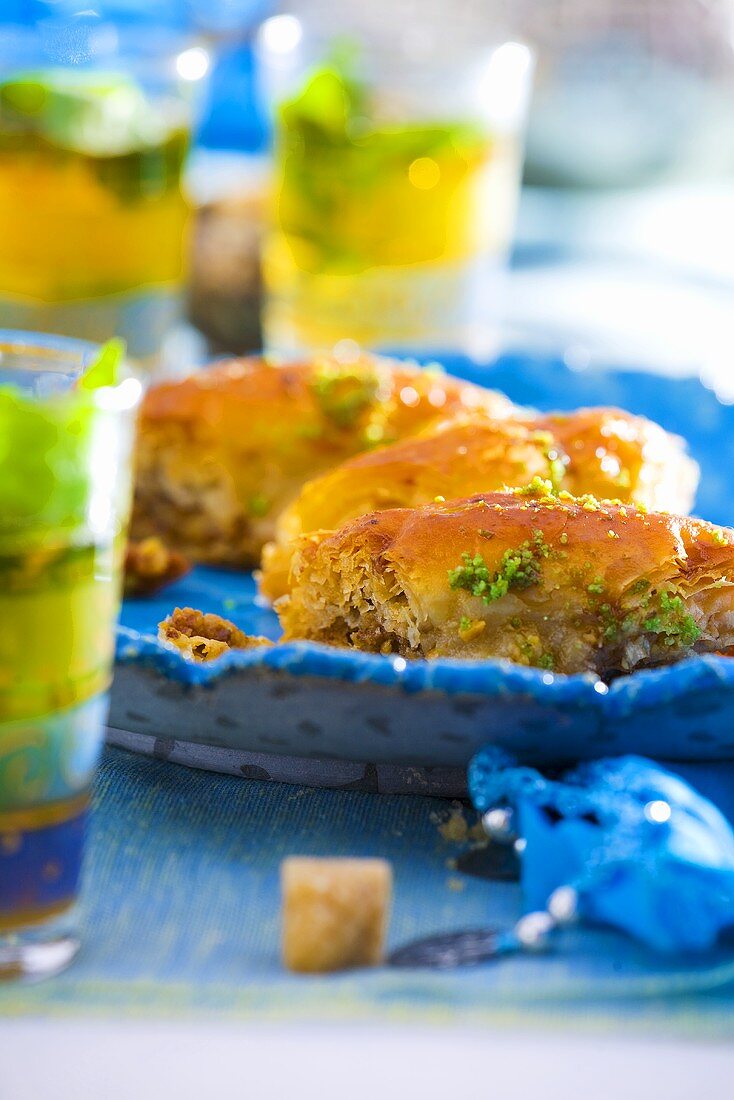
256,12,532,357
521,0,734,188
0,9,210,369
1,0,733,376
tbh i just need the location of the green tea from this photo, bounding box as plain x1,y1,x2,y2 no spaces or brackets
0,542,118,724
0,348,137,941
0,70,191,361
264,60,520,352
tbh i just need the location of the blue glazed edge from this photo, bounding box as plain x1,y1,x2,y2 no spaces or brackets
115,625,734,714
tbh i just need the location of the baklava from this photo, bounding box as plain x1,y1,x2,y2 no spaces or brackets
132,353,515,566
278,486,732,677
261,408,698,600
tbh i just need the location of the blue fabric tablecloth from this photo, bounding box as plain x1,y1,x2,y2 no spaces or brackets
3,747,734,1033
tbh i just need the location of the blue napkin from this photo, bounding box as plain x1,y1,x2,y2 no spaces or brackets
469,751,734,953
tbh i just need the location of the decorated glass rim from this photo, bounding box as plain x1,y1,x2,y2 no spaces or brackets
0,19,212,80
256,13,535,131
0,329,142,410
0,24,211,158
0,330,143,550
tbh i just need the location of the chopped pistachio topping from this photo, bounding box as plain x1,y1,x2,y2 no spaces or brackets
643,591,701,647
458,617,486,642
548,458,567,490
310,363,379,428
556,490,625,512
599,602,619,640
449,531,549,604
712,529,728,546
247,493,271,518
587,577,605,595
544,447,568,492
515,631,554,670
597,586,700,649
531,430,554,448
515,476,557,500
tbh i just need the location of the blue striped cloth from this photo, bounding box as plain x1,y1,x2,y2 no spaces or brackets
3,747,734,1030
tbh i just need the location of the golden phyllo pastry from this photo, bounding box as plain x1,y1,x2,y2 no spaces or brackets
124,537,191,597
261,407,698,600
277,487,734,677
132,353,515,566
159,607,272,661
544,407,698,510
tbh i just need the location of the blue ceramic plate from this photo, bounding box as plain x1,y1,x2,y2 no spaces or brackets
110,350,734,794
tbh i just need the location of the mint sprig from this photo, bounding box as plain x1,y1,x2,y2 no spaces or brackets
79,337,126,392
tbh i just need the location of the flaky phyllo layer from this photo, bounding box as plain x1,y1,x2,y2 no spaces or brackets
277,487,734,677
261,407,698,601
132,353,515,567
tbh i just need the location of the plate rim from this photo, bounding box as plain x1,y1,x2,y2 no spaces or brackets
116,624,734,715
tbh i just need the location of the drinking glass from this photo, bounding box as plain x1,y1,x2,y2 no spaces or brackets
0,20,210,369
0,331,141,980
256,14,533,358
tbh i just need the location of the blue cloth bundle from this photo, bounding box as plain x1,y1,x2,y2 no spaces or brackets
469,751,734,953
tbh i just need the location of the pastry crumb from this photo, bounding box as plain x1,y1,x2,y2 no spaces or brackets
159,606,273,662
434,802,487,847
124,537,191,597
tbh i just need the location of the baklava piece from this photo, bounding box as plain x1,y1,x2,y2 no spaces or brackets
278,487,734,677
261,407,698,600
159,606,272,662
132,353,515,567
124,536,191,597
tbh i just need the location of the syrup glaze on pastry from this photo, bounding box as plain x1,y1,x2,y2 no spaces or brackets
278,486,732,677
132,354,515,566
261,407,698,601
